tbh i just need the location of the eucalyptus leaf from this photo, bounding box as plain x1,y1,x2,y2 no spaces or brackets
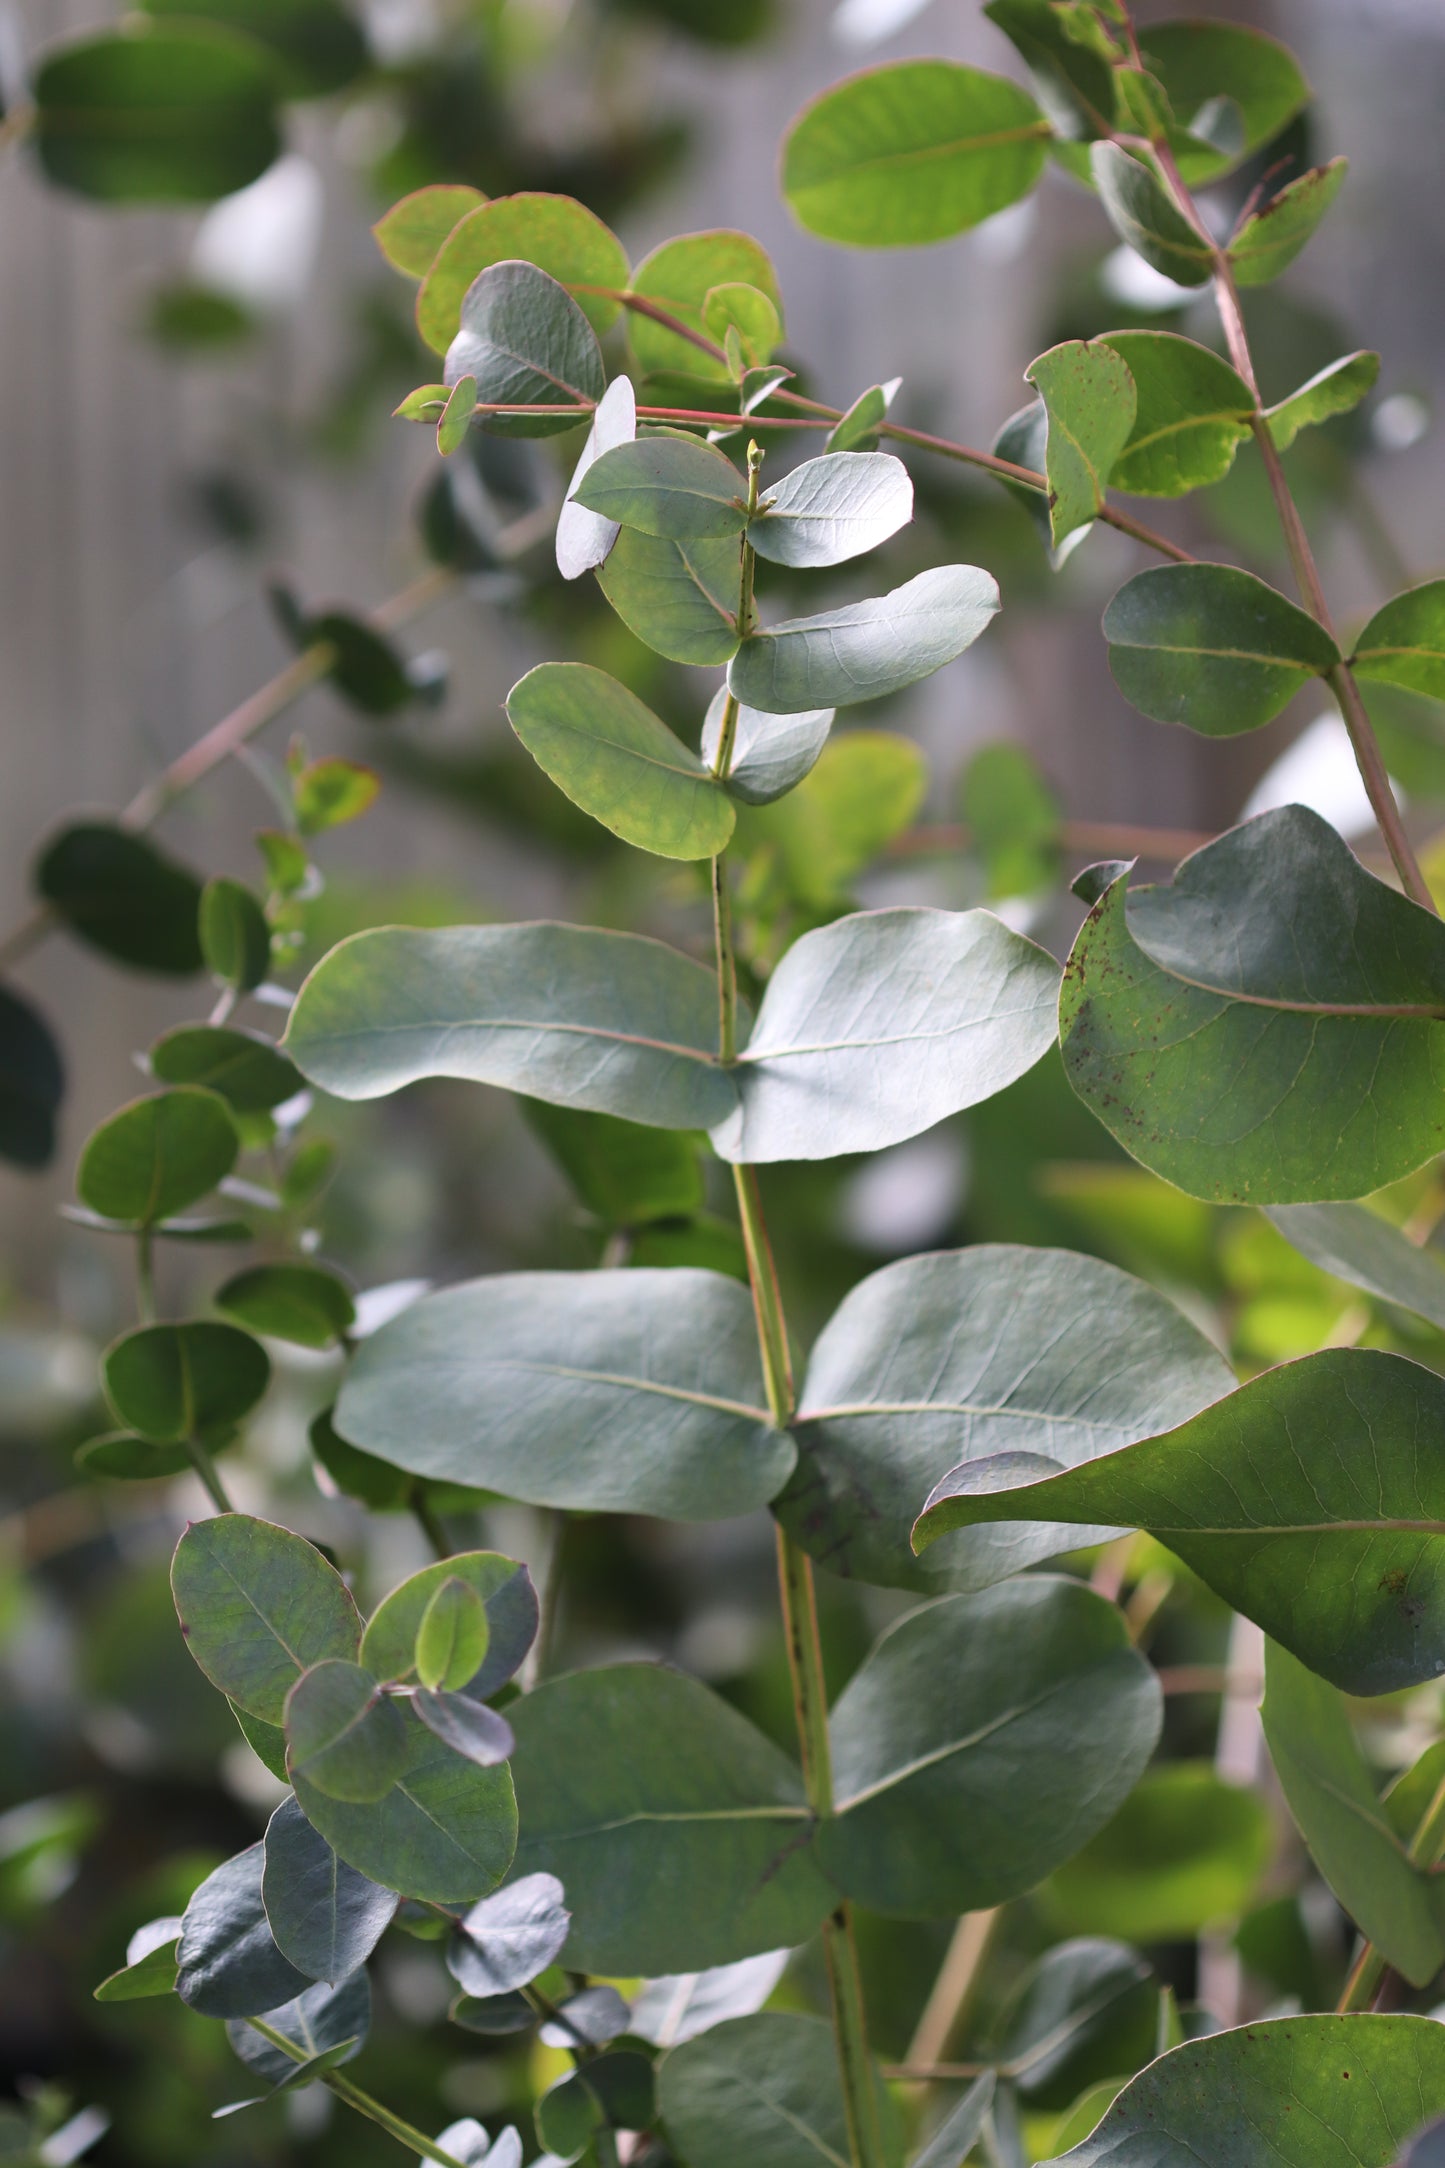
630,1953,790,2048
171,1513,362,1724
414,1692,515,1768
1103,563,1339,734
1138,21,1310,186
415,1579,490,1694
596,526,742,665
78,1089,237,1227
783,61,1050,246
711,907,1059,1163
0,984,64,1170
225,1972,370,2084
1058,814,1445,1202
748,452,912,568
94,1927,181,2003
418,194,628,355
825,377,900,454
776,1244,1234,1594
523,1101,703,1226
215,1263,355,1348
36,823,204,975
1352,580,1445,702
700,688,833,805
1265,351,1380,452
556,375,637,580
140,0,367,98
1265,1202,1445,1331
285,1660,407,1803
509,1664,834,1973
1089,145,1213,287
993,1943,1154,2101
104,1321,269,1444
538,2054,654,2154
1098,332,1253,497
1228,160,1348,288
574,437,748,541
232,1702,289,1781
1044,1763,1272,1941
728,564,1000,713
76,1431,195,1481
176,1845,312,2019
374,184,486,280
151,1025,303,1114
627,231,782,382
659,2012,896,2168
506,663,735,860
540,1986,630,2050
912,2075,996,2168
818,1581,1160,1916
1025,342,1136,546
443,263,604,439
199,878,270,992
733,731,926,903
291,1699,516,1904
262,1797,396,1985
984,0,1118,141
286,922,736,1131
446,1872,570,1997
1262,1640,1444,1986
333,1269,789,1520
361,1553,537,1700
915,1345,1445,1695
1044,2015,1445,2168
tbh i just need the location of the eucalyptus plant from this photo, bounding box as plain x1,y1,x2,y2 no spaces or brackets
14,2,1445,2166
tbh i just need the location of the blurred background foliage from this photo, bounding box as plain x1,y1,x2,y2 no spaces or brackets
6,0,1445,2162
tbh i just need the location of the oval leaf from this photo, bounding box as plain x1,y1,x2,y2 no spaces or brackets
374,184,486,280
1352,579,1445,702
262,1796,396,1986
199,878,270,992
574,437,749,541
362,1553,537,1701
334,1269,789,1521
418,193,628,355
626,231,782,382
729,564,999,713
176,1845,312,2018
557,374,637,581
1228,159,1348,288
414,1691,515,1768
1090,144,1214,287
151,1024,302,1113
285,1659,407,1803
748,451,912,568
596,526,742,665
416,1579,490,1694
36,822,203,975
104,1321,269,1443
660,2013,892,2168
447,1873,570,1998
700,688,833,805
78,1088,237,1227
1025,342,1137,546
215,1263,356,1349
171,1512,362,1723
1265,351,1379,453
1099,331,1253,497
443,261,604,438
1103,563,1339,734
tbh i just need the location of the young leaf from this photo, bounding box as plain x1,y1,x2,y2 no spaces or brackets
748,451,913,568
436,375,477,455
334,1269,789,1521
285,1659,407,1802
522,1101,704,1226
414,1692,515,1768
417,192,629,354
914,1345,1445,1696
596,526,742,664
34,26,281,204
447,1873,571,1997
574,437,749,541
104,1321,269,1443
626,231,783,382
699,687,833,805
1262,1640,1444,1986
825,376,901,454
171,1513,362,1723
94,1922,182,2003
1137,20,1309,185
1058,815,1445,1202
0,984,64,1170
506,662,736,861
262,1797,396,1986
1089,144,1214,287
659,2013,893,2168
1265,351,1379,451
225,1972,371,2083
1049,2015,1445,2168
728,563,1000,712
782,61,1050,246
1264,1202,1445,1332
443,262,604,439
818,1580,1160,1916
176,1845,312,2018
712,907,1059,1163
776,1244,1234,1594
286,922,736,1131
395,384,449,421
509,1664,833,1972
78,1089,238,1227
1024,341,1136,545
557,374,637,581
1228,159,1348,288
1097,331,1253,497
374,184,486,280
702,281,780,369
150,1024,303,1113
36,822,204,975
1046,1763,1272,1940
630,1953,790,2048
199,878,270,992
362,1553,537,1700
1352,578,1445,701
400,1587,481,1706
1103,563,1339,734
215,1263,356,1349
289,1698,516,1903
291,760,379,840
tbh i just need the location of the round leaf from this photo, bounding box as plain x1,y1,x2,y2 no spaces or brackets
215,1263,356,1349
1265,351,1380,452
573,437,749,541
443,262,605,438
557,374,638,581
285,1659,407,1803
418,193,628,355
1090,144,1214,287
0,985,64,1170
728,564,1000,712
414,1691,515,1768
627,231,782,381
150,1024,303,1113
415,1579,490,1694
447,1873,570,1997
506,662,736,861
374,184,486,279
782,61,1050,246
225,1972,370,2084
77,1430,196,1481
142,0,367,96
659,2013,893,2168
1352,579,1445,702
78,1088,238,1227
199,878,271,992
104,1321,269,1443
171,1512,362,1723
176,1845,311,2019
1103,562,1339,734
36,822,203,975
596,526,742,665
1099,331,1253,497
1228,158,1348,288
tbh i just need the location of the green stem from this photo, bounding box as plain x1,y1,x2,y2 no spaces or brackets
244,2020,472,2168
1337,1770,1445,2011
529,1509,569,1685
185,1436,235,1515
135,1231,156,1324
410,1491,451,1561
